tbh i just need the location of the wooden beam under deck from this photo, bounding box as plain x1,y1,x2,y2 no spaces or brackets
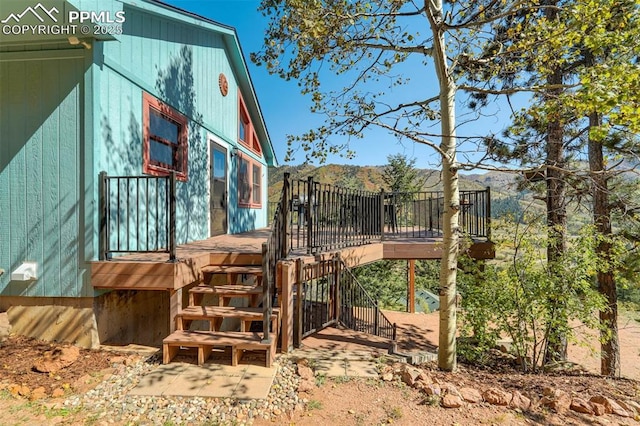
382,240,495,260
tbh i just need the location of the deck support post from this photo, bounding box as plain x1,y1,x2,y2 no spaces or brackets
280,260,296,353
408,259,416,313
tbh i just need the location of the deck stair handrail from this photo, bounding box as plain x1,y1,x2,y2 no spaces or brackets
336,257,397,341
99,171,177,261
293,256,397,346
261,172,291,343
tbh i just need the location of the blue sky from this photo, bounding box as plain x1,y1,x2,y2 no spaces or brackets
163,0,516,169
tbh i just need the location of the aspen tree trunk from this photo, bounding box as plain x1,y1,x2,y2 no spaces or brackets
426,0,460,372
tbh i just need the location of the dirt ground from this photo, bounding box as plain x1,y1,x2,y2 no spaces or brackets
1,311,639,425
259,310,640,425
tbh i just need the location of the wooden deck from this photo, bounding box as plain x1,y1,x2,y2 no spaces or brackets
91,229,269,290
91,227,494,291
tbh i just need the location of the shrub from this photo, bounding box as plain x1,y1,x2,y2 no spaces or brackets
458,219,608,372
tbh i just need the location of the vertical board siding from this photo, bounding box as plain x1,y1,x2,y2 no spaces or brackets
98,5,267,244
8,61,26,297
43,59,62,297
59,65,81,297
0,56,84,298
25,59,44,296
0,62,10,292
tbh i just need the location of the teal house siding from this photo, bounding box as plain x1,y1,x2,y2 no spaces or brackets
95,1,272,247
0,49,93,298
1,0,275,304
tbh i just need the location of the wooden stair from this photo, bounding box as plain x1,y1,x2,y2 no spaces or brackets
163,261,278,367
201,265,263,285
163,330,275,366
189,284,263,307
175,305,280,335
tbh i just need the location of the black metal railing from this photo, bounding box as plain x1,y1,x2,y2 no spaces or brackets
337,257,397,341
380,188,491,239
294,259,338,344
278,174,491,254
99,171,176,261
293,256,396,346
261,172,291,342
288,177,383,254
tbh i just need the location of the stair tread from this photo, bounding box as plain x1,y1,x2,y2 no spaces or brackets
179,305,280,319
190,285,263,295
201,265,263,274
163,330,269,346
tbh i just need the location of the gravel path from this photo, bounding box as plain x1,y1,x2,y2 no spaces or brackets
63,353,304,425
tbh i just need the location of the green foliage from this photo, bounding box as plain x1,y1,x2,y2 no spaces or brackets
382,154,423,194
353,260,406,310
332,375,352,384
353,259,440,311
307,400,323,411
458,219,610,372
253,0,539,164
385,406,403,421
491,196,525,223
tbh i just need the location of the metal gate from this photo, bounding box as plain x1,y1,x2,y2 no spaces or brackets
294,257,396,347
294,259,338,344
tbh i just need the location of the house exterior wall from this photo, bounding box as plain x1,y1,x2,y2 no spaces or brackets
94,2,269,250
0,47,94,299
0,0,271,347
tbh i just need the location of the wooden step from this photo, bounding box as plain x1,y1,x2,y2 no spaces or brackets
163,330,275,366
176,305,280,335
201,265,263,286
189,284,264,307
201,265,263,275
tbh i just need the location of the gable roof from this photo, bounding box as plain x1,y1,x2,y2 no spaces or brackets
124,0,277,166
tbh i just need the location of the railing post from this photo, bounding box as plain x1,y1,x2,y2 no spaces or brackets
334,255,341,323
486,186,491,240
99,171,108,260
306,176,314,254
262,242,272,344
379,189,385,240
374,301,379,335
282,172,291,258
169,172,177,262
392,322,397,347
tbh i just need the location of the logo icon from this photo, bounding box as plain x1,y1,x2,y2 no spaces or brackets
1,3,59,24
